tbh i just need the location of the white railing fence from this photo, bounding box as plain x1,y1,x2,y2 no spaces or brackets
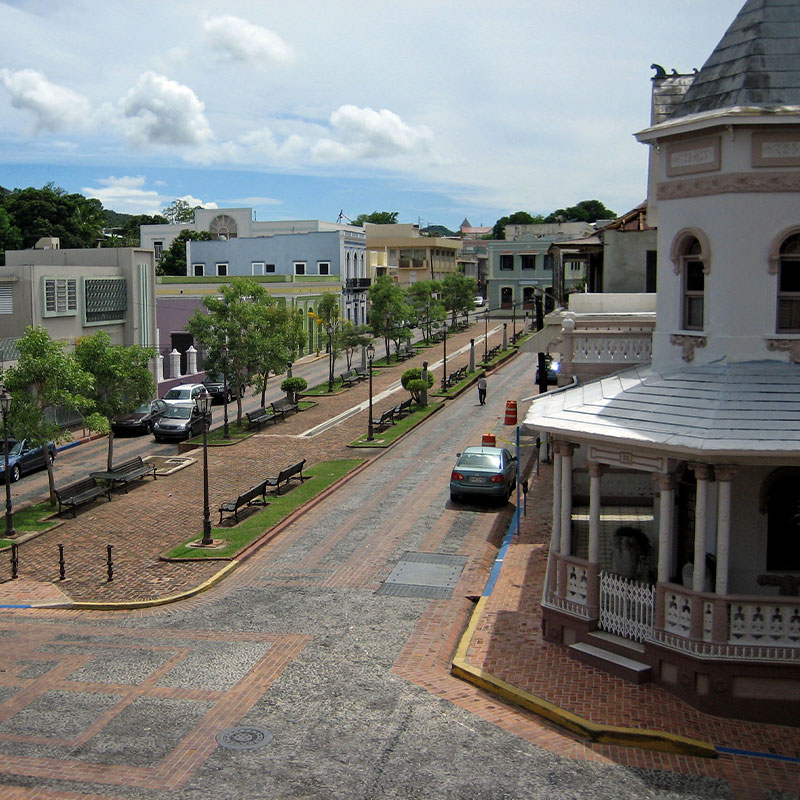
599,571,655,643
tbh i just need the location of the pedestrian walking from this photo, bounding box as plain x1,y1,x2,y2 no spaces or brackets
477,375,487,405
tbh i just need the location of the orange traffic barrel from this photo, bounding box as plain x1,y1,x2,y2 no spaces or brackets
482,433,496,447
504,400,517,425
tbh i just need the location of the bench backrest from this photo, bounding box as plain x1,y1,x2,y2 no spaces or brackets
58,477,98,497
239,483,266,504
277,459,305,481
112,456,144,473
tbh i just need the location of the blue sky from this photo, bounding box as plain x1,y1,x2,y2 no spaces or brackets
0,1,744,230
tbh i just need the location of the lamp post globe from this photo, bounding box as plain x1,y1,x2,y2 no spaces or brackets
195,394,213,546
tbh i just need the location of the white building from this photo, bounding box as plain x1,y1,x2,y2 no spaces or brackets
522,0,800,725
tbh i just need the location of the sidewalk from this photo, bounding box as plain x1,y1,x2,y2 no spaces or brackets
454,460,800,800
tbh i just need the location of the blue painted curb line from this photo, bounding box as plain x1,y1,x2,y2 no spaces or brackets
717,746,800,764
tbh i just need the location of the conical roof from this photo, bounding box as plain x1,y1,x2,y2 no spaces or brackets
673,0,800,118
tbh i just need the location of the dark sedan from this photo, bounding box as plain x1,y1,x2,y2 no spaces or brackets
203,374,245,404
0,438,56,482
111,399,168,435
152,404,212,442
449,445,517,504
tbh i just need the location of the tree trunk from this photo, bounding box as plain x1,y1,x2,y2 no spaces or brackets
107,429,115,471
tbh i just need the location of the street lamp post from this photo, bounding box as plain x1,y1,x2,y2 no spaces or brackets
196,394,213,546
367,343,375,441
512,302,517,340
0,389,15,540
441,326,447,392
221,343,229,440
484,309,489,362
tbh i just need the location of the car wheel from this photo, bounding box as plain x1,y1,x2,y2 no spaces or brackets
10,465,20,482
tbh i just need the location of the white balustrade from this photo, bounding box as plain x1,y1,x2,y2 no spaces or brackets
566,563,589,605
571,335,652,364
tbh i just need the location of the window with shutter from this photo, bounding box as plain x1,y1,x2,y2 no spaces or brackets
42,277,78,317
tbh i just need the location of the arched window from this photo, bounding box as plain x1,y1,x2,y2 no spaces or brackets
763,468,800,570
681,238,704,330
208,215,238,240
777,233,800,333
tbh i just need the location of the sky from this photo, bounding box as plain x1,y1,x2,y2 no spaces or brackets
0,0,745,231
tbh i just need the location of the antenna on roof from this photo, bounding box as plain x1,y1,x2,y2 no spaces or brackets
337,209,354,224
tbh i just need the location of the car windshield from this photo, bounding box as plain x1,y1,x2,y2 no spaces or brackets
164,388,191,400
163,406,192,419
458,453,501,469
0,441,22,456
133,403,152,414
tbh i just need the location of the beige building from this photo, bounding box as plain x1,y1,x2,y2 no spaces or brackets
364,223,462,287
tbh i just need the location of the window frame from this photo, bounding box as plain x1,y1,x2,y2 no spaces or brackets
776,233,800,333
216,263,228,277
293,261,306,276
42,277,78,318
317,261,330,276
499,254,514,271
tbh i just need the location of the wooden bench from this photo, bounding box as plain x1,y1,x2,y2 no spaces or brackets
246,407,277,430
264,459,307,495
340,370,361,388
90,456,156,493
218,481,269,524
371,408,395,432
446,366,467,387
272,398,299,420
432,330,445,342
353,366,368,381
393,398,413,419
55,477,112,517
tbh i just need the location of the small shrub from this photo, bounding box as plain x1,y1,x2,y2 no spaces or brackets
281,376,308,401
401,367,433,403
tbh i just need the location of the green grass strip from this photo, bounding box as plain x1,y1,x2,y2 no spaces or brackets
0,501,61,547
163,459,364,560
431,370,482,399
349,402,442,447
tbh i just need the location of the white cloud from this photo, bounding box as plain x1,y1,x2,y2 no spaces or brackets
0,68,92,132
312,105,432,161
240,128,308,161
177,194,217,209
202,14,293,66
82,176,165,215
118,72,213,149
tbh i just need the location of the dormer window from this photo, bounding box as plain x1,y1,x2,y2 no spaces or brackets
777,233,800,333
682,238,704,331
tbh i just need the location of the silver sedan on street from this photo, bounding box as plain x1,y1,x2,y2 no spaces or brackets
449,445,517,504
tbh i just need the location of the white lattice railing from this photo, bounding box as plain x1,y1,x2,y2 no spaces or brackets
729,600,800,646
599,572,655,643
571,335,652,364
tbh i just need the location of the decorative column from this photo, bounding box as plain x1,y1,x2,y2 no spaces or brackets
469,339,475,373
712,465,737,643
586,461,606,616
502,323,508,350
185,345,197,375
548,444,563,596
169,348,181,380
653,472,676,630
689,462,712,641
553,440,576,599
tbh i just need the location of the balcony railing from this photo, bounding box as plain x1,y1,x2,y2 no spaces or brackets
345,278,371,290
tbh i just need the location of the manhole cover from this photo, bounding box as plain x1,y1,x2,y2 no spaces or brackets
216,726,273,751
376,552,467,599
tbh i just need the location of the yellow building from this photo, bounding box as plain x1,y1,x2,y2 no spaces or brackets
364,223,462,287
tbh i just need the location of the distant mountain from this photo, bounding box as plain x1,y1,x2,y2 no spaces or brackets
421,224,457,237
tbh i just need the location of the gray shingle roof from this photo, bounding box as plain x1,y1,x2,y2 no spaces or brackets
673,0,800,117
521,360,800,458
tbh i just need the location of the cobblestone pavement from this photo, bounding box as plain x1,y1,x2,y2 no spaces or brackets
0,321,795,799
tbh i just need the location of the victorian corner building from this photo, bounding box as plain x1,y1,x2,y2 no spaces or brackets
521,0,800,725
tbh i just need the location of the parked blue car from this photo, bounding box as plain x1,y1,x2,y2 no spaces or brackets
0,438,57,482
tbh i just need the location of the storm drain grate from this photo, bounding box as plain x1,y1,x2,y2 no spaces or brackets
376,552,467,599
216,726,273,751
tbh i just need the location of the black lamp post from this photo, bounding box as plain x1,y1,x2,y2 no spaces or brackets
512,301,517,340
196,393,213,546
221,343,229,439
0,389,15,540
367,343,375,441
484,309,489,362
441,326,447,392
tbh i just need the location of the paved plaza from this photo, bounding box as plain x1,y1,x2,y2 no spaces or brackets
0,321,796,799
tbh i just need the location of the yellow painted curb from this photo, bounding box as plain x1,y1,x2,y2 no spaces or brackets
62,560,240,611
451,597,718,759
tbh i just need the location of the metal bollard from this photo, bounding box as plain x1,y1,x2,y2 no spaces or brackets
106,544,113,582
10,543,18,580
58,543,66,581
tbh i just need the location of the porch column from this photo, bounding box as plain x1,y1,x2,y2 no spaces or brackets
549,444,562,596
689,462,712,641
713,465,737,643
586,461,605,616
558,441,576,557
653,472,676,631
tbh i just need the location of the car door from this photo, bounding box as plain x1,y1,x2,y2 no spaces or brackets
19,440,43,474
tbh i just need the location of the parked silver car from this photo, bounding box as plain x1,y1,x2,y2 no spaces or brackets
152,403,212,442
449,445,517,503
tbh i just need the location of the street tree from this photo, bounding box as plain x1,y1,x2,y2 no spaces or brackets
339,323,372,370
158,229,213,276
368,275,409,361
3,326,97,505
406,280,444,343
309,293,342,392
440,273,476,328
491,211,544,240
73,330,156,470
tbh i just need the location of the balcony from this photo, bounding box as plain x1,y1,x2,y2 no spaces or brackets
345,278,371,290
